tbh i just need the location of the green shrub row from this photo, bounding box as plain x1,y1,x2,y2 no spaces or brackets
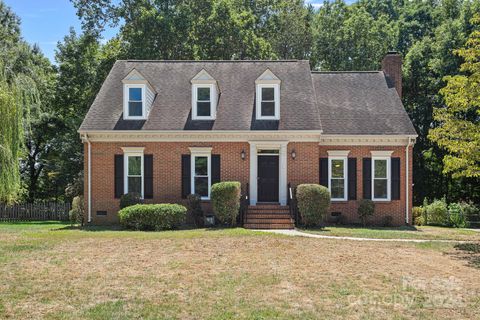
413,198,478,228
118,204,187,231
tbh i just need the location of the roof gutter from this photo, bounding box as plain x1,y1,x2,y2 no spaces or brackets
405,137,414,225
82,133,92,223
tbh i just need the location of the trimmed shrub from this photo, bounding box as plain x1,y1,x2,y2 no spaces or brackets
69,195,85,226
382,215,394,227
413,206,425,225
118,204,187,231
448,203,469,228
296,184,330,227
186,194,203,227
358,199,375,227
211,181,241,226
424,198,448,226
459,201,479,216
120,192,142,209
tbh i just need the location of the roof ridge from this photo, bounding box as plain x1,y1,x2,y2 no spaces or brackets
122,59,303,63
311,71,381,74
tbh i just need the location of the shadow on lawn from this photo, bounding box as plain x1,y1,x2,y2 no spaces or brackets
451,242,480,269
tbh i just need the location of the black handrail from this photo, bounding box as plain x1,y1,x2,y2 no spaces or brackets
238,182,249,227
287,183,299,226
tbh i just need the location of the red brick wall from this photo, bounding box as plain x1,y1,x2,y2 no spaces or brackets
318,145,413,226
84,141,413,225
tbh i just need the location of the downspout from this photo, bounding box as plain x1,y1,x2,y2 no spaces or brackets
83,133,92,223
405,138,413,225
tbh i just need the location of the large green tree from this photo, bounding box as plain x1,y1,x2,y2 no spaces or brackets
429,15,480,179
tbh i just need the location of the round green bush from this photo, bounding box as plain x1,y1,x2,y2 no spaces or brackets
210,181,241,226
358,199,375,226
424,198,448,226
296,184,330,227
120,192,142,209
118,204,187,231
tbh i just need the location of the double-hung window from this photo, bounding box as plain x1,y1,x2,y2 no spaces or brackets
256,84,280,120
192,84,216,120
189,147,212,200
372,157,391,201
124,84,146,119
327,150,349,201
122,148,144,198
329,158,347,201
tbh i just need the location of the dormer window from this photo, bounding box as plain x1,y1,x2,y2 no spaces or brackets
122,69,154,120
255,69,281,120
191,69,218,120
193,84,216,119
127,86,144,117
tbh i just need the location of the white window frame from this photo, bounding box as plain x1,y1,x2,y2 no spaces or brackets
327,150,349,201
256,83,280,120
122,147,145,199
328,157,348,201
192,84,216,120
372,156,391,202
123,84,146,120
189,147,212,200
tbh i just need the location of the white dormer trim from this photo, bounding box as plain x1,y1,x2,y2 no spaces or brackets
122,69,155,120
256,69,281,120
255,69,281,85
191,69,218,120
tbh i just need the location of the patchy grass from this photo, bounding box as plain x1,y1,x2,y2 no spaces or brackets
302,225,480,241
0,222,479,319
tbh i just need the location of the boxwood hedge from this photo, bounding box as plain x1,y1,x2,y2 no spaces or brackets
118,204,187,231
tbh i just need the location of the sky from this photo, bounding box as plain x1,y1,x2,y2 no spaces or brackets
5,0,328,63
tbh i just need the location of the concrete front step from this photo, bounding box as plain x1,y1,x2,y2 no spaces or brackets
248,205,289,210
244,223,294,229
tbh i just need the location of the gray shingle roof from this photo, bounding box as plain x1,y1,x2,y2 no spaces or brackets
79,60,321,131
311,71,417,135
79,60,416,135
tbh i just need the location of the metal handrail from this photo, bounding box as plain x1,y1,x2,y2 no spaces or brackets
287,183,298,226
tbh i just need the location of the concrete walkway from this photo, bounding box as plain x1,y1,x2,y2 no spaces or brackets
258,229,470,243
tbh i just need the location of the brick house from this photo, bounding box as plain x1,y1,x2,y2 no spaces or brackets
79,53,417,228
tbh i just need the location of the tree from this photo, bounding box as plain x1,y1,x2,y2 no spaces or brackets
313,1,396,70
429,15,480,178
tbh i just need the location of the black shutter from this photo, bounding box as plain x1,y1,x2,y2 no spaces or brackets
348,158,357,200
144,155,153,199
319,158,328,187
114,155,124,199
211,155,221,185
363,158,372,199
181,155,191,198
391,157,401,200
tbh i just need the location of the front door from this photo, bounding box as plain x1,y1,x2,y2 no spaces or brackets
257,155,279,202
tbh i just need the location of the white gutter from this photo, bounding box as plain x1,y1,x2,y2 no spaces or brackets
405,138,413,224
83,133,92,223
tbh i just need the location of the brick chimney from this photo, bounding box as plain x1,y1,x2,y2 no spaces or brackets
381,51,402,98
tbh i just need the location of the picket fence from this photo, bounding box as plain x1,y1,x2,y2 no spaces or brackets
0,202,71,221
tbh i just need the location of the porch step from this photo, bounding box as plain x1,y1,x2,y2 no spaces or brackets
244,223,294,229
244,204,294,229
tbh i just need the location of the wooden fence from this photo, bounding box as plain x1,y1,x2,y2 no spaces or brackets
0,202,71,222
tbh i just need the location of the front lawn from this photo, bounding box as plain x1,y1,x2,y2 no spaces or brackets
302,225,480,241
0,222,479,319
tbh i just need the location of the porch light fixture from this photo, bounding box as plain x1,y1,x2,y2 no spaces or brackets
291,149,296,160
241,149,246,160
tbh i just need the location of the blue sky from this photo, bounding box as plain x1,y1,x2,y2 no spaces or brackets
6,0,327,63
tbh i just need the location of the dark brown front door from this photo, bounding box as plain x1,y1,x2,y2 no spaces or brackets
257,155,279,202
